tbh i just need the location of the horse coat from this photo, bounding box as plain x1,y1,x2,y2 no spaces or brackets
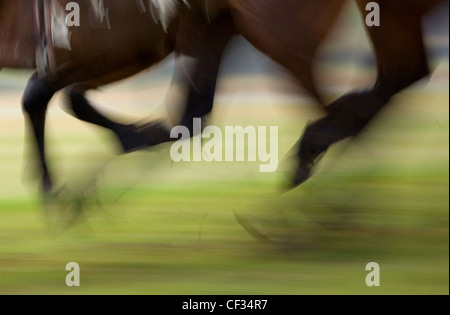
33,0,197,82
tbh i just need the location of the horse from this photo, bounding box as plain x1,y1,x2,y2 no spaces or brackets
1,0,446,195
1,0,236,192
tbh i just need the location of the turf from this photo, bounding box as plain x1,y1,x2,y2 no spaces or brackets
0,72,448,295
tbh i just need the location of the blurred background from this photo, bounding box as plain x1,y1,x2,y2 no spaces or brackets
0,2,448,294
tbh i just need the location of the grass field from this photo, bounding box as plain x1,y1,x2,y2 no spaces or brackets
0,67,448,295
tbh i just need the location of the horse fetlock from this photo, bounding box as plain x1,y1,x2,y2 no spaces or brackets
290,165,312,189
292,148,325,188
136,121,172,146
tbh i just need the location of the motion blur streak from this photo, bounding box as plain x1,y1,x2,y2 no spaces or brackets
0,1,448,294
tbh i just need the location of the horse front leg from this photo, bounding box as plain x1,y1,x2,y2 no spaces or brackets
229,0,346,188
293,1,432,187
22,72,56,193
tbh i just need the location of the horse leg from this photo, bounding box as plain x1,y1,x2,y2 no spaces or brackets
178,35,234,135
66,53,226,151
176,55,221,135
229,0,345,184
65,85,161,152
60,13,233,154
22,72,56,192
293,1,431,187
230,0,347,106
144,12,235,143
63,13,234,152
66,62,223,151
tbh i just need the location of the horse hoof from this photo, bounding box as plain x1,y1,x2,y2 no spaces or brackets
285,165,312,191
41,176,54,195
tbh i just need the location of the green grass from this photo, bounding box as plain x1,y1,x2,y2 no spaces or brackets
0,84,448,295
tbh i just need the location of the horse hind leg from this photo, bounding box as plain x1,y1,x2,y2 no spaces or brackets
22,73,56,192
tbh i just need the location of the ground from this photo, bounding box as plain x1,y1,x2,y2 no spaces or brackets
0,58,448,295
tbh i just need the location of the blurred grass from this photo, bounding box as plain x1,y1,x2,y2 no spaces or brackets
0,71,448,295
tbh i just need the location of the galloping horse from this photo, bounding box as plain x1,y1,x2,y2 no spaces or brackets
1,0,446,193
1,0,236,191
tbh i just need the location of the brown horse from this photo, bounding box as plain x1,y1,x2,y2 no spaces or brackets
1,0,236,191
1,0,446,194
